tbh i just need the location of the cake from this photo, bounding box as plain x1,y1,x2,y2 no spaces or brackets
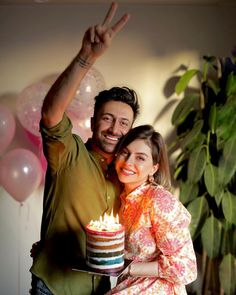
86,213,125,273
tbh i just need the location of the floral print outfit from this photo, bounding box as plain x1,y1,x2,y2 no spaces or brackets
106,183,197,295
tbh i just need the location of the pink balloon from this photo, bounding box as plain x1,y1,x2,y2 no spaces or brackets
16,83,50,137
0,105,16,156
16,68,105,138
25,130,47,174
68,111,92,142
0,149,42,203
69,67,105,120
39,148,47,173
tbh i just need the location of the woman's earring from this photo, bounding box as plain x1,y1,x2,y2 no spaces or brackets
148,174,154,183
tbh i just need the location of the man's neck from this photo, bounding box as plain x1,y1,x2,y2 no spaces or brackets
91,140,114,164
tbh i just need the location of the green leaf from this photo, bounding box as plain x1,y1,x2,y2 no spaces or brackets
207,79,220,96
208,103,216,134
175,69,199,95
214,191,224,207
204,163,219,196
219,254,236,295
222,191,236,225
201,214,222,259
220,224,236,255
218,137,236,186
171,94,199,126
186,133,206,153
226,73,236,97
221,228,230,255
187,196,209,240
181,120,204,150
173,164,185,180
188,145,206,183
179,181,199,205
216,100,236,144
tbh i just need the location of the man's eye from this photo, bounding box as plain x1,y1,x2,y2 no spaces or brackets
120,121,129,127
103,116,112,122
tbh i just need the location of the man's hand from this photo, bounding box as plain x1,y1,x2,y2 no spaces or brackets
30,241,41,259
41,2,130,128
80,2,130,60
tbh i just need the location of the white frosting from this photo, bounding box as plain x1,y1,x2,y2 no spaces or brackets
86,244,124,253
86,261,124,270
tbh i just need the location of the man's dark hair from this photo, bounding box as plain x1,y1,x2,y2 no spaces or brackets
93,86,140,122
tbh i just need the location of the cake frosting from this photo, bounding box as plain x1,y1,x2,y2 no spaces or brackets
86,213,125,272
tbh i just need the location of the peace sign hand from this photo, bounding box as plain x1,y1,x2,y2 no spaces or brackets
81,2,130,60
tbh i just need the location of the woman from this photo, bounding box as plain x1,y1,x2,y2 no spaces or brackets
106,125,197,295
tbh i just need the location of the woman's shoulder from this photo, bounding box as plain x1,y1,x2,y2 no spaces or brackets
148,184,191,220
148,184,174,200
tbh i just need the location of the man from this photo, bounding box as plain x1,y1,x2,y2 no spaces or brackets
30,3,140,295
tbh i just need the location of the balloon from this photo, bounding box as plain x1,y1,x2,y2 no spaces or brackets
39,148,47,173
16,82,50,137
16,67,105,137
68,111,92,142
25,130,47,173
0,148,42,203
0,105,16,156
68,67,106,119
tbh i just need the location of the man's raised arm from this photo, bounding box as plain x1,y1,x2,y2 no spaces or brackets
41,2,130,128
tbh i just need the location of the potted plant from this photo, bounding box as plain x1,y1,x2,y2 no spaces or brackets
170,52,236,295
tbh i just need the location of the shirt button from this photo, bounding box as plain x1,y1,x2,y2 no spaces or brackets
107,196,110,200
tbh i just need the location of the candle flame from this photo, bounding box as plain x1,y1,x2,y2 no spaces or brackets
88,210,121,231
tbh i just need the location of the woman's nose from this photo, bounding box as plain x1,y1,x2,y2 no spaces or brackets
125,154,134,165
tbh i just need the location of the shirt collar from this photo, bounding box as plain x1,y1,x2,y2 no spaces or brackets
86,138,114,165
120,182,150,202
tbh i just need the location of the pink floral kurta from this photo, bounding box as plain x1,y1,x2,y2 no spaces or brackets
107,183,197,295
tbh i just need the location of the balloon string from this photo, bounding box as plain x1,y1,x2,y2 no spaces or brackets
17,203,23,295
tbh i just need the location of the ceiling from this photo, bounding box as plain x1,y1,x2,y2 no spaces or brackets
1,0,236,6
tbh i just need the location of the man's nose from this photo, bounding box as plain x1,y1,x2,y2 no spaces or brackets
109,120,120,134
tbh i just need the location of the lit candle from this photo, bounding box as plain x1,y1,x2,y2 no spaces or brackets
88,211,121,232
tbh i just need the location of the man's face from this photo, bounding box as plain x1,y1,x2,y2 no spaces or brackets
91,101,134,154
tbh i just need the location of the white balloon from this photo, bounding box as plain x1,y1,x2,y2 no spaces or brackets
69,67,106,118
16,83,50,136
16,67,105,137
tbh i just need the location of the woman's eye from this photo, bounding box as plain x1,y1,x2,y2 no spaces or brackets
120,150,128,157
137,156,145,161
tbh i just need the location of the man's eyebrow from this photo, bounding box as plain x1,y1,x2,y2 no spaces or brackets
120,118,130,122
102,113,131,122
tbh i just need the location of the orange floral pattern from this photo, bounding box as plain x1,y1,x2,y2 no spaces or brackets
106,183,197,295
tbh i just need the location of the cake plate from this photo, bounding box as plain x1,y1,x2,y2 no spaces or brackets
72,259,133,277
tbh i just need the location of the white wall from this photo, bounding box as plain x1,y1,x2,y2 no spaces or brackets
0,3,236,294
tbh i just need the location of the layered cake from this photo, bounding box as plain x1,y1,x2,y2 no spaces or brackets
86,213,125,273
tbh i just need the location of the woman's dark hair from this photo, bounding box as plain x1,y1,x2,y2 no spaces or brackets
93,87,140,123
116,124,171,190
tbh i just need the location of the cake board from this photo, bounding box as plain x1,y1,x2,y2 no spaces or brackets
72,259,133,277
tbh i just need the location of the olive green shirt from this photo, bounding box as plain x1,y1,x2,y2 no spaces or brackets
30,115,121,295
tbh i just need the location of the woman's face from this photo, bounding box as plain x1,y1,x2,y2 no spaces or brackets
115,139,158,193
